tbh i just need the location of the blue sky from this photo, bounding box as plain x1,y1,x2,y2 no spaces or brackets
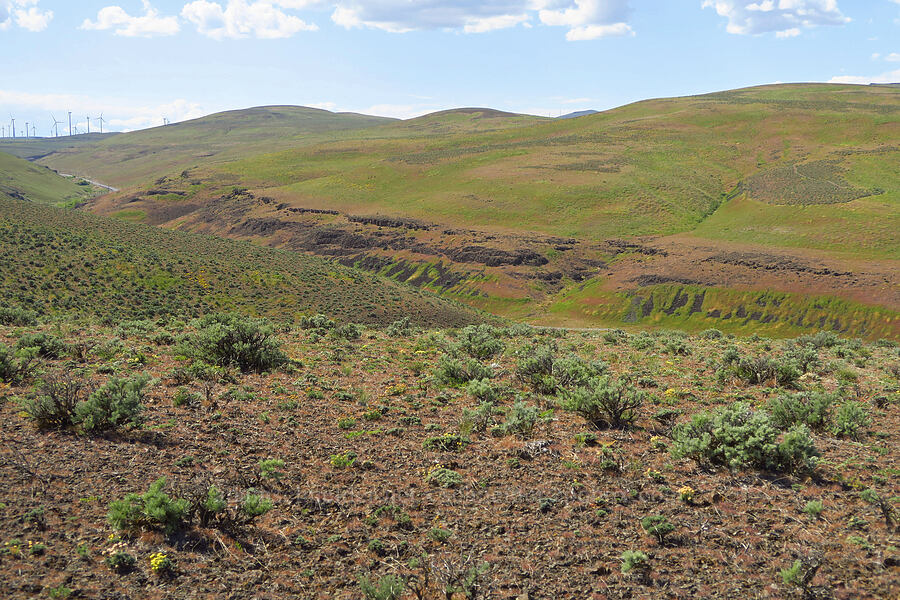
1,0,899,135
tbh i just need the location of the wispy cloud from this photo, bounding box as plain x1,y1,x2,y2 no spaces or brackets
1,0,53,32
332,1,633,40
82,1,180,37
181,0,318,39
829,68,900,85
702,0,849,37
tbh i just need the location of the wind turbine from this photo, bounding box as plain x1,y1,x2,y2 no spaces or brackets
51,114,63,137
67,111,72,137
10,116,15,139
96,113,105,134
24,121,29,139
31,124,36,138
86,116,90,134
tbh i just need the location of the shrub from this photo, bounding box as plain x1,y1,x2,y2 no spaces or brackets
796,331,839,349
424,467,463,488
501,400,542,437
423,433,467,452
181,313,288,373
359,574,405,600
436,356,491,385
330,452,357,468
830,400,869,440
767,391,835,431
0,343,38,383
105,550,136,573
457,324,505,360
386,317,414,337
107,477,189,534
197,485,227,526
76,374,150,433
259,458,286,481
517,346,605,395
562,377,644,429
784,344,821,373
699,328,723,340
803,500,824,518
240,493,273,521
620,550,648,574
728,355,800,387
333,323,363,340
21,375,88,429
172,386,200,408
640,515,675,542
779,555,822,595
467,378,497,403
459,402,495,434
516,345,556,394
16,332,68,358
428,527,453,543
670,402,818,472
0,306,38,326
299,314,335,330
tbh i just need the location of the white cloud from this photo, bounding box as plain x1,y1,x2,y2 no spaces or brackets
885,52,900,62
464,13,530,33
1,0,53,32
82,1,180,37
536,0,633,39
181,0,317,39
702,0,849,37
331,1,632,40
829,68,900,85
0,89,210,133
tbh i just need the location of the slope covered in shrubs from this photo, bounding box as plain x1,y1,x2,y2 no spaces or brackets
1,317,897,598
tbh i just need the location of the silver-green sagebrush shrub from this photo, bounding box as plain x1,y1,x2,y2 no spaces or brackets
107,477,190,534
75,374,151,433
562,377,644,429
670,402,818,472
180,313,288,373
830,400,869,440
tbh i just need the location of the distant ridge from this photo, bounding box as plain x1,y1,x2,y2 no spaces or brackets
557,109,598,119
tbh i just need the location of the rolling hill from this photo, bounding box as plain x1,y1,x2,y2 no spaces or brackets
0,151,100,207
22,83,900,338
17,106,397,189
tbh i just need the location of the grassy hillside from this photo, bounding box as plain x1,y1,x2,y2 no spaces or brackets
0,152,99,207
0,194,485,327
35,106,397,188
31,84,900,337
90,84,890,249
0,133,117,161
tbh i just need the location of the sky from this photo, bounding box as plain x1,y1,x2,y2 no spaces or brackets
1,0,899,135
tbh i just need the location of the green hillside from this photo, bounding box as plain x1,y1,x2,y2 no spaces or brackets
0,193,485,327
32,106,397,188
27,84,900,337
0,151,99,207
0,133,118,161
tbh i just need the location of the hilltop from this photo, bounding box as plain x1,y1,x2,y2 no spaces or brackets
16,106,397,189
18,83,900,338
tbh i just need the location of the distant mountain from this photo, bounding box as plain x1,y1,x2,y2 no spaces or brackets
557,109,598,119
